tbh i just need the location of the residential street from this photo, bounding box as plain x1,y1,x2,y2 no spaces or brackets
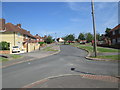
2,45,119,88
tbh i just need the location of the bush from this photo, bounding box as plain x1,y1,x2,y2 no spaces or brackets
0,41,10,50
38,42,45,46
44,36,53,44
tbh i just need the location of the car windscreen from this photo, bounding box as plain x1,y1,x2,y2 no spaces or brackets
13,46,19,48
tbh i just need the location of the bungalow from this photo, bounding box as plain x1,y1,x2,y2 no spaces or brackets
57,38,64,43
0,18,40,53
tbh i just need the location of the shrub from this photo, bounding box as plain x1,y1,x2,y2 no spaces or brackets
44,36,53,44
0,41,10,50
38,42,45,46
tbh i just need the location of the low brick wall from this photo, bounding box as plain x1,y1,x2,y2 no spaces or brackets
0,50,10,54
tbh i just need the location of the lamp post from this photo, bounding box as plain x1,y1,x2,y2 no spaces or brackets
91,0,97,57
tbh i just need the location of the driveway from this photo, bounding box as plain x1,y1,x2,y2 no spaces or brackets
2,45,118,88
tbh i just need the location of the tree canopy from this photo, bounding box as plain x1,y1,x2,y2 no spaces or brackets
78,33,85,40
85,33,93,43
44,36,53,44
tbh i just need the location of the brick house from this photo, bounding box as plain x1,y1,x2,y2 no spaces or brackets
109,24,120,45
34,34,44,43
0,18,40,53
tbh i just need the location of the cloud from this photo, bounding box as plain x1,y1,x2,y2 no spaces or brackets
103,14,118,28
66,2,87,11
70,18,81,22
95,2,117,11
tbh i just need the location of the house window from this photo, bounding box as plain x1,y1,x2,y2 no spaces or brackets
113,31,115,35
40,39,43,41
17,33,21,37
117,38,120,43
25,35,28,39
112,39,116,44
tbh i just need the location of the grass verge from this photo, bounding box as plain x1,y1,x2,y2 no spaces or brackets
43,47,58,52
0,57,9,62
0,54,22,62
91,55,119,60
71,43,119,61
71,43,119,53
10,54,22,59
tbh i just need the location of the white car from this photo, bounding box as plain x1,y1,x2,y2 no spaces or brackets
12,46,20,53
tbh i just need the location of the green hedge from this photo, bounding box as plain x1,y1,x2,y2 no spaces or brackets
38,42,45,46
0,41,10,50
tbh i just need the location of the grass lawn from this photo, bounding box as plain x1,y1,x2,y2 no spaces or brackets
10,54,22,59
71,43,119,53
0,54,22,62
91,55,119,60
0,57,9,62
71,43,119,60
43,47,58,52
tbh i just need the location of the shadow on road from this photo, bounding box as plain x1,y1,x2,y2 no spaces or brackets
71,68,96,75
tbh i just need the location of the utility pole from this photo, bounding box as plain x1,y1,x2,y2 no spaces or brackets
91,0,97,57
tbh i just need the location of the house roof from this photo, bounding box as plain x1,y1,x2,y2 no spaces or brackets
2,23,35,38
110,24,120,32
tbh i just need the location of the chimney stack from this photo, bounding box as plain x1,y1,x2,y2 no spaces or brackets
28,31,30,33
0,18,5,30
17,24,21,28
36,34,39,36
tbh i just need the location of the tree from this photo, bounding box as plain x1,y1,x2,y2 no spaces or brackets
105,28,111,34
63,34,75,44
96,33,101,41
105,28,111,37
78,33,85,40
85,33,93,43
44,36,53,44
67,34,75,41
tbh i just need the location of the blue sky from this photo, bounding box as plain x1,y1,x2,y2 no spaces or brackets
2,2,118,38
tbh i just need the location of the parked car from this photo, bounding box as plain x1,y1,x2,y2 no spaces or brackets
79,41,85,44
12,46,20,53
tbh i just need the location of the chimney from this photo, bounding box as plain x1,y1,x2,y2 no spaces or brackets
36,34,39,36
17,24,21,28
28,31,30,33
0,18,5,30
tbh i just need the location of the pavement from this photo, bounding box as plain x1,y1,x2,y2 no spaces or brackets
2,45,119,88
29,75,119,88
2,43,60,68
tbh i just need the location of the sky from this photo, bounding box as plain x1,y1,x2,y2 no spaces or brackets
2,2,118,38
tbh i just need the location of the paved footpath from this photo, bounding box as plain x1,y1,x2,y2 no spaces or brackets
29,75,119,88
2,43,60,68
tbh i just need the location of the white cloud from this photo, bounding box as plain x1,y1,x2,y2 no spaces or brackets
70,18,81,22
66,2,87,11
95,2,117,11
103,14,118,28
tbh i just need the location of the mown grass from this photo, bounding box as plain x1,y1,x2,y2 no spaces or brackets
71,43,119,53
91,55,119,60
0,57,9,62
43,47,58,52
10,54,22,59
71,43,119,60
0,54,22,62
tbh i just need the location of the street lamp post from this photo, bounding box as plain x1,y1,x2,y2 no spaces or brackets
91,0,97,57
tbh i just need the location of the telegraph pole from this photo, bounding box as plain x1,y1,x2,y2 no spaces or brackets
91,0,97,57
